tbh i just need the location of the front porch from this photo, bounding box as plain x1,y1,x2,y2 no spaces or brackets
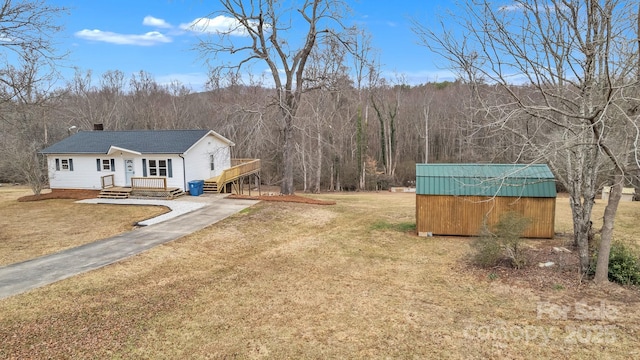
99,175,185,199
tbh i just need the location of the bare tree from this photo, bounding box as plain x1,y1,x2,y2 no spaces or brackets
349,28,376,190
195,0,348,194
0,0,67,105
0,55,56,195
414,0,640,279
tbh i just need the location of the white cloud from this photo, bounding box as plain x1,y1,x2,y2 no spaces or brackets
180,16,255,37
498,2,565,13
75,29,172,46
498,4,525,12
143,16,172,29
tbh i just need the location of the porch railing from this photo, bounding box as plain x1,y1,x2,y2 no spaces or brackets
217,159,261,185
101,174,115,189
131,177,167,190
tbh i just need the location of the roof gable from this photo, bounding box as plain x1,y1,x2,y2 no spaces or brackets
41,130,232,155
416,163,557,198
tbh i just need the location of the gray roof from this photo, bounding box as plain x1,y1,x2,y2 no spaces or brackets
41,130,232,155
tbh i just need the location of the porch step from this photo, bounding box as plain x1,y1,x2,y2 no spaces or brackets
203,181,219,193
168,188,186,199
98,187,185,199
130,188,185,200
98,188,131,199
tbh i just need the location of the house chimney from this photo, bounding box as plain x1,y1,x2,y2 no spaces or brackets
93,124,104,131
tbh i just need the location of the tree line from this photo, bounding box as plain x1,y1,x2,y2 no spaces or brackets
1,67,485,192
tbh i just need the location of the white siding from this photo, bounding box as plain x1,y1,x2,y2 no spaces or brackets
139,155,185,190
183,133,232,182
47,155,120,189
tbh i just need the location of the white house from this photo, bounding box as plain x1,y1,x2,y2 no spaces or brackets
40,129,235,192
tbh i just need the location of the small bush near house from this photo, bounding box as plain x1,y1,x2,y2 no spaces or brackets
590,241,640,285
472,212,531,269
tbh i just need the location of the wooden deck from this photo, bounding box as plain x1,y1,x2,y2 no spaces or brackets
204,159,261,194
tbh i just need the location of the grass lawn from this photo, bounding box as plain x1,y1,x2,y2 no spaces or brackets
0,186,168,266
0,190,639,358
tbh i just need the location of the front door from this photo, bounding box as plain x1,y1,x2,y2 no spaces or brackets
125,159,135,186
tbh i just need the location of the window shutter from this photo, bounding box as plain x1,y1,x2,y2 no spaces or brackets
56,158,60,171
142,159,147,177
167,159,173,178
110,159,115,172
69,159,74,171
96,159,101,171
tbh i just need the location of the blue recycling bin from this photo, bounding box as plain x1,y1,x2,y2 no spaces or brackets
188,180,204,196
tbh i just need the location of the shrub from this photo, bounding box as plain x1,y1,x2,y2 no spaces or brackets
472,227,503,267
472,212,531,269
590,241,640,285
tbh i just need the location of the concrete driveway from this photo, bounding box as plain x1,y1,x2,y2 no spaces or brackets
0,196,259,300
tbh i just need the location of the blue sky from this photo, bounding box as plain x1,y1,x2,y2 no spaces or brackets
52,0,457,90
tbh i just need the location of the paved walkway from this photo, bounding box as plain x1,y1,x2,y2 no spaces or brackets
0,196,259,300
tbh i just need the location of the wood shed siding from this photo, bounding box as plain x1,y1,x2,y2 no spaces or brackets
416,195,555,238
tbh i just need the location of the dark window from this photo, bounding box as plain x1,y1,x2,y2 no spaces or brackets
56,158,74,171
147,159,172,177
148,160,158,176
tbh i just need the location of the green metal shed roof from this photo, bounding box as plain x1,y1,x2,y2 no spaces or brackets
416,164,556,198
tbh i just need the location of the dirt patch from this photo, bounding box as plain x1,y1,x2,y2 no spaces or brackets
465,236,639,297
227,193,336,205
18,189,100,202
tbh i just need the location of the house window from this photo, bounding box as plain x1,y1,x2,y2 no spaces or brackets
148,160,167,177
210,155,215,171
96,159,116,172
143,159,172,178
55,158,74,171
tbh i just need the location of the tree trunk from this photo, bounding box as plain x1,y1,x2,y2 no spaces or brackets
570,194,595,274
424,105,429,163
299,136,308,192
595,174,624,284
281,116,295,195
313,125,322,193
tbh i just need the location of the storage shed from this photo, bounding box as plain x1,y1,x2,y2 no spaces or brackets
601,186,635,202
416,164,556,238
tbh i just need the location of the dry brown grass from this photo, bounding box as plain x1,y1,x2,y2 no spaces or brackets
0,191,639,359
0,186,168,266
555,197,640,247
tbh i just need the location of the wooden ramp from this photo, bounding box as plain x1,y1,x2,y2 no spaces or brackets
205,159,261,194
